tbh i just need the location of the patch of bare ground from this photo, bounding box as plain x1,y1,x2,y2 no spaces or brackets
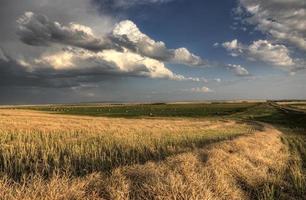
0,124,289,200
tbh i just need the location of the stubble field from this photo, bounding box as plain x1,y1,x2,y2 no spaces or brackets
0,102,305,200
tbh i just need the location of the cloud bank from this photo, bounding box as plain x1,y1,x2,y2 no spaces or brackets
17,12,114,52
17,13,205,67
0,11,207,89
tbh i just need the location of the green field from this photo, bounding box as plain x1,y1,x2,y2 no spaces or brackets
15,102,259,117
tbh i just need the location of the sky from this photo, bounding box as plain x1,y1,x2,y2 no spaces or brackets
0,0,305,104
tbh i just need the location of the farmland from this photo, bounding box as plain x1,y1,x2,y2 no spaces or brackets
13,102,258,118
0,102,305,199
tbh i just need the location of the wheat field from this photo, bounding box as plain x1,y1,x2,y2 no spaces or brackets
0,104,305,200
0,109,254,180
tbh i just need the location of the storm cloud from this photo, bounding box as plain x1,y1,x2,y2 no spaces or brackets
0,46,197,89
17,13,206,67
1,9,207,90
17,12,114,51
1,0,305,104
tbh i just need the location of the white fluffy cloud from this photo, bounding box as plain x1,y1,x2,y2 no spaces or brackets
237,0,306,51
172,47,204,66
247,40,294,67
222,39,240,51
222,39,243,57
223,39,295,68
191,86,213,93
227,64,249,76
112,20,205,66
13,12,207,85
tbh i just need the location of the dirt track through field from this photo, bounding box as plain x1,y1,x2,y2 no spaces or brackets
93,124,289,200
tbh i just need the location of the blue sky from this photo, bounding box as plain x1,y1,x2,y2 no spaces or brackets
0,0,305,104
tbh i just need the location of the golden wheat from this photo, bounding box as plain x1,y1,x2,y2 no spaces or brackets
0,117,288,200
0,109,291,200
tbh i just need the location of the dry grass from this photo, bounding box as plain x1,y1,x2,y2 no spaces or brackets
94,125,288,200
0,109,236,133
280,134,306,199
0,109,253,180
0,109,289,200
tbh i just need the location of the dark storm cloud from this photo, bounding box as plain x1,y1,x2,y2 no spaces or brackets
0,57,128,89
0,48,102,88
0,0,205,104
0,51,85,88
10,11,207,86
16,12,114,52
17,12,206,67
1,9,207,90
0,47,187,89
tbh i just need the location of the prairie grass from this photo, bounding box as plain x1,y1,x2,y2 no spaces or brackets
0,122,287,200
0,103,304,199
237,102,306,200
0,109,254,181
257,133,306,200
280,134,306,199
